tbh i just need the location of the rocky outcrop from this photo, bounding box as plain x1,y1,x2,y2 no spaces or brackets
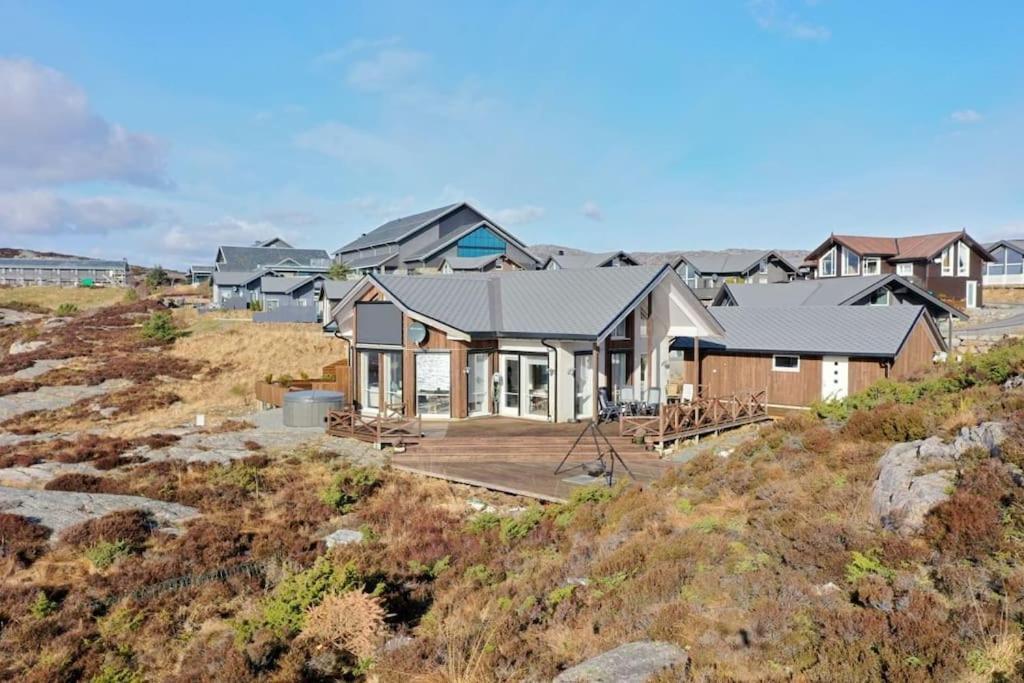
872,422,1009,534
9,339,47,355
553,641,689,682
0,486,198,535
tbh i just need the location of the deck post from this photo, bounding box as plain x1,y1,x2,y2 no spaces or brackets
592,343,600,423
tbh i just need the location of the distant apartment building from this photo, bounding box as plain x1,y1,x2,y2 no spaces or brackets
0,257,129,287
673,250,799,304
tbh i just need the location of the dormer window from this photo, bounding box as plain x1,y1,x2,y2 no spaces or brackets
863,257,881,276
957,241,970,276
819,247,836,277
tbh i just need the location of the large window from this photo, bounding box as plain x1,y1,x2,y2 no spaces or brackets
863,257,881,276
842,249,861,276
869,288,890,306
957,241,970,276
896,262,914,277
941,244,954,275
677,262,699,288
820,247,836,277
456,226,507,258
610,352,629,400
415,353,451,417
467,353,489,415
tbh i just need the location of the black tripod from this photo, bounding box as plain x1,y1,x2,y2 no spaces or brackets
554,420,636,487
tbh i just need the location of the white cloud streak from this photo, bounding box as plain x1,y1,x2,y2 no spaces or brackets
0,190,161,234
951,109,983,124
581,201,603,221
748,0,831,42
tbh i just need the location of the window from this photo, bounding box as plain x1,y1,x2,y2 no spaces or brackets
842,248,861,276
1008,247,1024,276
896,263,914,277
772,355,800,372
456,226,506,258
415,353,451,417
957,241,969,276
868,288,890,306
819,247,836,277
863,257,881,276
987,247,1006,275
611,318,628,339
758,258,768,274
676,261,698,288
941,244,954,276
610,352,629,399
467,353,488,415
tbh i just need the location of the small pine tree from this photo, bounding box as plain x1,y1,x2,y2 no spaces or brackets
145,265,169,288
328,262,351,280
140,311,185,343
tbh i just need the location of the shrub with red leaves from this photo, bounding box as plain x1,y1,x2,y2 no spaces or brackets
0,513,52,567
61,509,154,550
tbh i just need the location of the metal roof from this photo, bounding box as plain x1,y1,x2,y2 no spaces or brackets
441,254,505,270
216,246,330,271
212,270,265,286
807,231,994,263
688,305,933,357
335,203,462,254
342,251,401,270
0,257,127,269
986,239,1024,254
545,251,637,269
677,250,797,275
320,279,361,300
367,265,719,340
260,275,323,294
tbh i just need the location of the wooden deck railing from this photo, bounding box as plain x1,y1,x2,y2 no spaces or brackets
326,405,422,446
620,388,768,444
254,360,351,408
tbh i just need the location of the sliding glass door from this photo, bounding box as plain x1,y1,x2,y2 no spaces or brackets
499,352,550,419
358,350,402,415
467,352,489,416
500,354,520,416
524,355,549,418
574,353,593,420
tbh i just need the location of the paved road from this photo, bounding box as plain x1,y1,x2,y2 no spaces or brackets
959,311,1024,335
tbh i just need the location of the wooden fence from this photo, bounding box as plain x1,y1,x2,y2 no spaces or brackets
326,405,422,446
620,388,769,445
254,360,350,408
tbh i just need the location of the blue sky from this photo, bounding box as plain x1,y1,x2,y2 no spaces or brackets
1,0,1022,267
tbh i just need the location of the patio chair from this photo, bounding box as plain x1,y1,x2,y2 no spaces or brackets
643,388,662,416
597,387,621,423
619,386,637,415
681,383,695,403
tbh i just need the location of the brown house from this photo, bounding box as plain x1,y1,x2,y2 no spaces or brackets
671,306,946,409
802,231,993,309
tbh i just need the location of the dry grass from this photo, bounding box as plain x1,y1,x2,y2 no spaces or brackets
104,314,344,435
0,286,127,311
985,287,1024,304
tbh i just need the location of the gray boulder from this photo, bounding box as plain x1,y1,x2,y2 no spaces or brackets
553,641,689,683
1004,375,1024,391
9,339,47,355
872,422,1009,534
323,528,363,548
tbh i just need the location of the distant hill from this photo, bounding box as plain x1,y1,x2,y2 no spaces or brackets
0,247,82,259
531,244,809,267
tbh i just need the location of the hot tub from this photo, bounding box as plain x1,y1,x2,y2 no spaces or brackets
282,390,345,428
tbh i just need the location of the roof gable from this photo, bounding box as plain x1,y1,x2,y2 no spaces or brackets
216,246,331,271
676,249,793,275
334,203,466,254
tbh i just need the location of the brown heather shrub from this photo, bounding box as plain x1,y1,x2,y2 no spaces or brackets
0,433,177,469
61,509,154,549
0,513,52,569
925,461,1010,558
843,403,929,442
300,590,388,661
800,425,835,454
0,379,40,397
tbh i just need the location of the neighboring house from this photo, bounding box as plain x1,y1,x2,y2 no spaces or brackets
214,244,331,276
671,306,945,409
211,271,265,309
713,274,967,347
255,237,293,248
983,240,1024,288
673,250,799,304
439,254,524,273
328,265,723,422
333,202,541,274
188,265,214,285
542,250,639,270
254,275,326,323
0,257,129,287
319,279,361,332
802,231,993,309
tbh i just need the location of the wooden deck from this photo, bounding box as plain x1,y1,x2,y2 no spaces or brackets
619,389,770,445
391,418,675,503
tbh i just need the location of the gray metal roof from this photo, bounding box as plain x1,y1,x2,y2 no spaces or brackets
188,264,215,273
260,275,323,294
321,279,361,300
678,249,797,274
0,257,127,269
342,251,401,270
336,203,461,254
441,254,505,270
217,246,330,271
986,239,1024,254
212,270,265,286
370,265,711,340
697,306,931,357
545,251,636,269
719,274,966,319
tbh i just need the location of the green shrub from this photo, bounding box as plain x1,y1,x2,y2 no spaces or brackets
55,302,79,316
29,590,58,618
555,485,615,526
464,564,496,586
675,498,694,515
140,311,185,343
123,289,139,302
90,663,143,683
237,556,364,641
320,467,381,513
845,549,895,584
408,555,450,579
145,265,169,288
843,403,929,442
466,511,501,534
545,585,575,608
85,540,132,569
500,506,544,542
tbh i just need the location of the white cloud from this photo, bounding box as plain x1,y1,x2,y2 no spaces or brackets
951,109,983,124
0,190,160,234
492,205,546,225
342,195,417,221
346,48,429,92
581,201,603,222
294,121,405,167
158,217,294,261
258,209,319,227
312,37,402,67
748,0,831,41
0,58,169,188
